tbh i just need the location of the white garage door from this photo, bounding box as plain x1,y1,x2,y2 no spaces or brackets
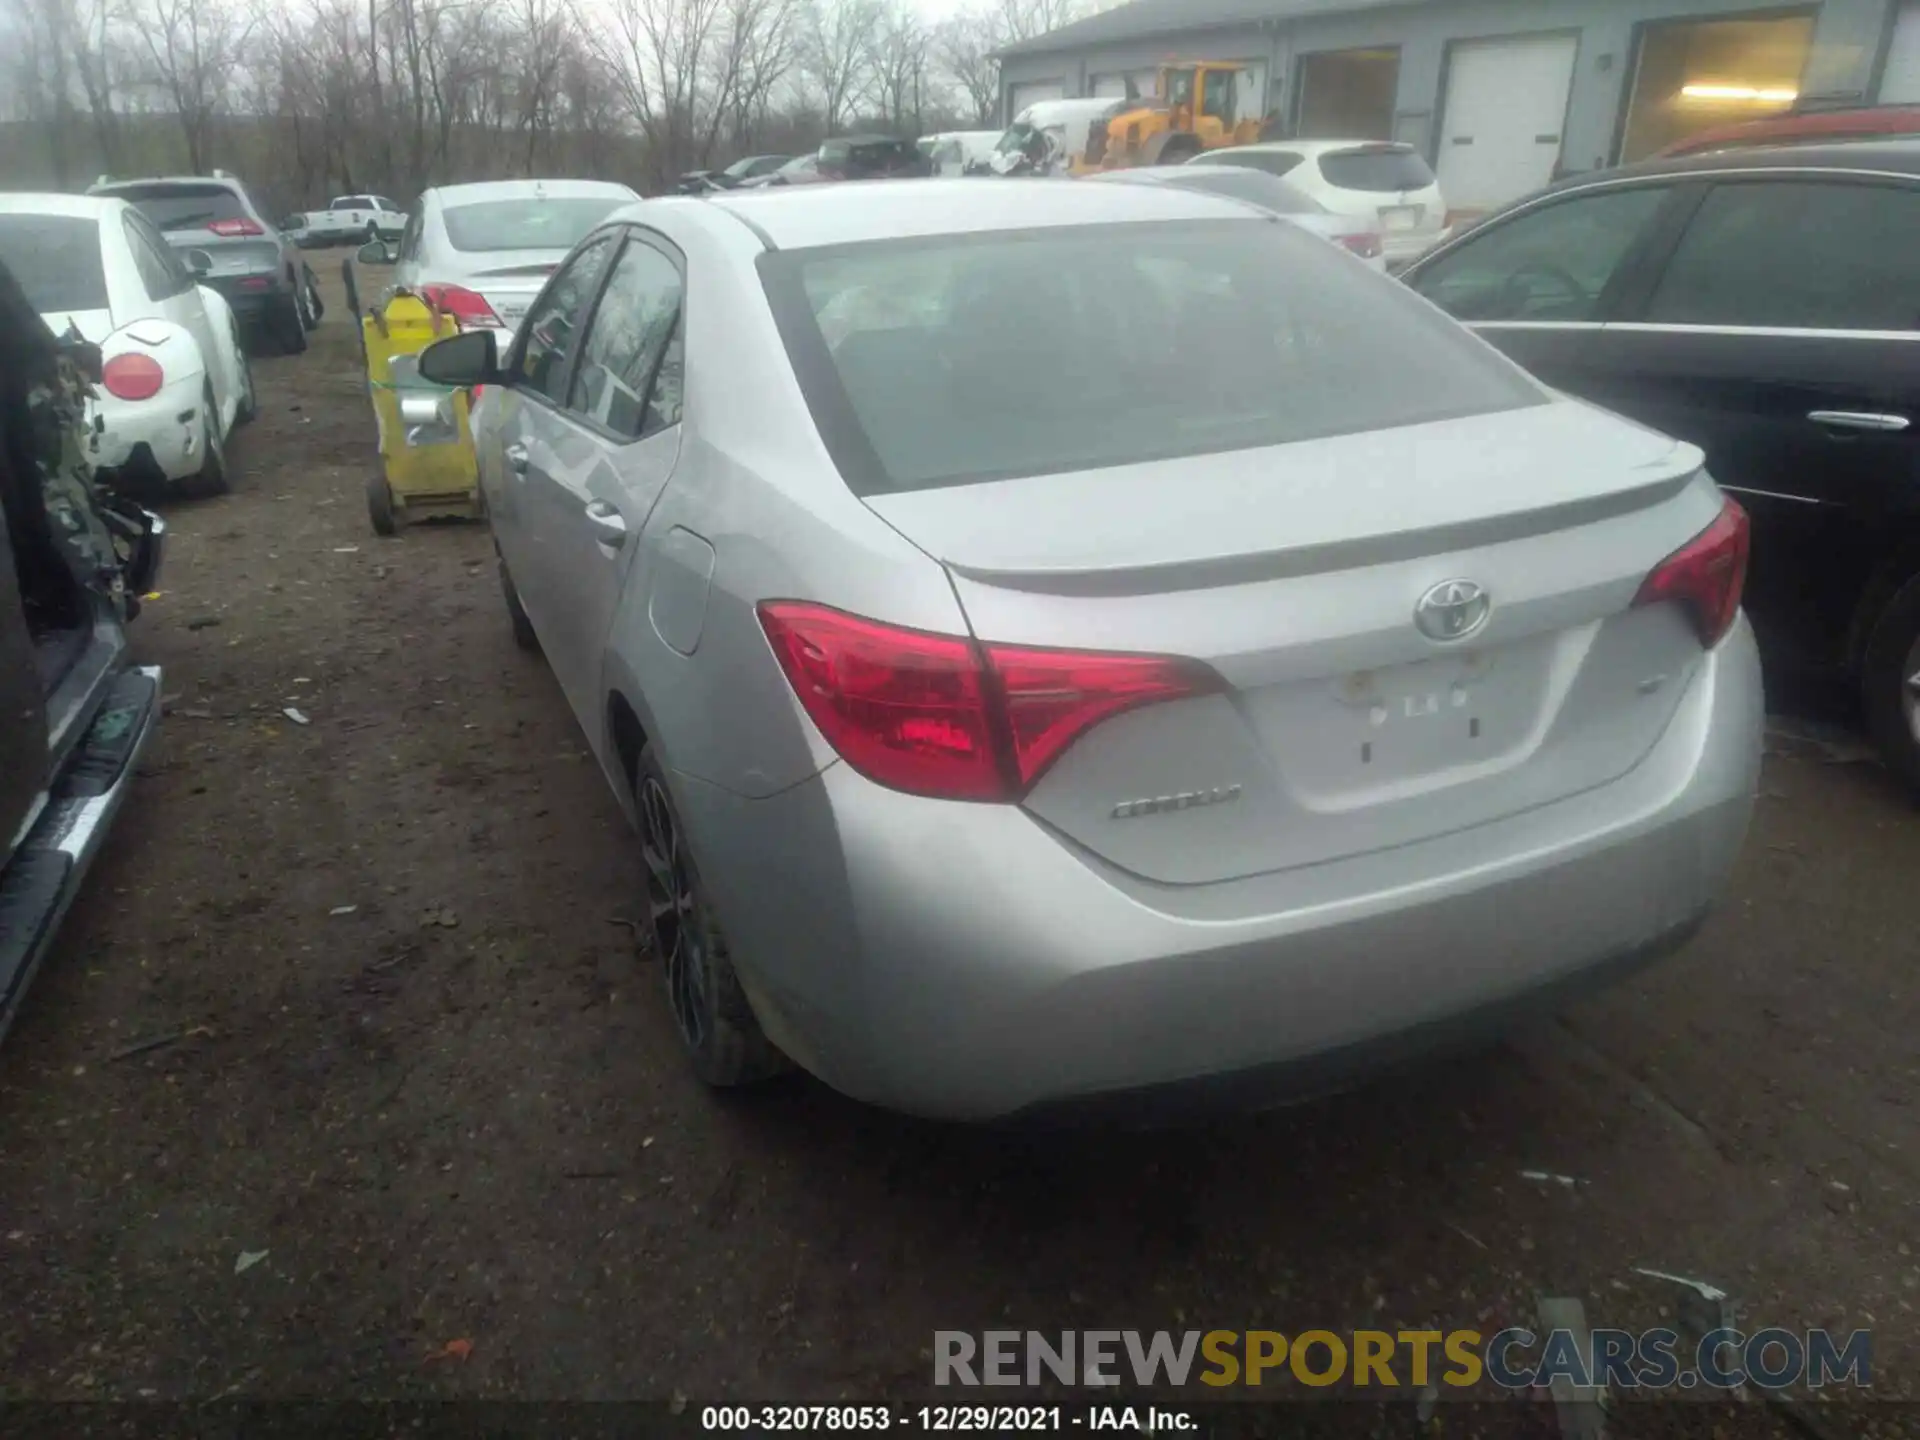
1437,33,1579,213
1881,1,1920,103
1235,62,1269,121
1091,74,1128,98
1008,80,1066,118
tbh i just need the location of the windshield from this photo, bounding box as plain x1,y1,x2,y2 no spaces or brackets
109,183,250,231
441,197,627,253
1318,147,1437,193
0,214,108,314
995,124,1036,155
760,220,1541,496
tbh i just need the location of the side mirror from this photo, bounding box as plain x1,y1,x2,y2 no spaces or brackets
183,249,213,276
357,239,397,265
417,328,500,388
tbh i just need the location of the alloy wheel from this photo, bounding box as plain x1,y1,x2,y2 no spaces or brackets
639,775,707,1051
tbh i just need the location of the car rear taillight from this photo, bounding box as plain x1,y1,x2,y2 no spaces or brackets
101,353,164,401
239,276,270,290
1337,232,1384,260
418,284,502,328
1633,496,1750,649
207,217,264,237
757,601,1221,802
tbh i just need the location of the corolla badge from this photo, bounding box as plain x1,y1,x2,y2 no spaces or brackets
1414,579,1491,642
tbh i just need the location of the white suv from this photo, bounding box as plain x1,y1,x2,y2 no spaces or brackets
1198,140,1451,269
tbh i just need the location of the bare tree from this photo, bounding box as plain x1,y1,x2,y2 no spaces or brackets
802,0,877,136
130,0,252,172
868,1,927,133
931,14,998,126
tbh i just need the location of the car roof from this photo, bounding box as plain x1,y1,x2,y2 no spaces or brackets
1215,139,1416,157
424,179,640,205
706,175,1260,249
1661,103,1920,156
1552,136,1920,189
0,193,122,220
92,175,241,191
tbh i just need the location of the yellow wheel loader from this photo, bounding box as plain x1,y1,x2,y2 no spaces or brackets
1085,62,1267,170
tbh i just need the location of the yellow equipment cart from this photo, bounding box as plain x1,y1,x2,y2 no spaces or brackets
347,265,482,536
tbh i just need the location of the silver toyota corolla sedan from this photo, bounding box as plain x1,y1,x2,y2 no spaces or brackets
418,178,1763,1122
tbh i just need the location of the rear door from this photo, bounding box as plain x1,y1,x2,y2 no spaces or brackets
124,210,226,411
1403,178,1687,391
522,230,686,723
1576,175,1920,668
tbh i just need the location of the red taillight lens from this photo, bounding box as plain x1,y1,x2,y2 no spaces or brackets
101,353,164,401
757,601,1219,802
1633,497,1751,648
418,284,502,329
1338,232,1384,260
239,276,270,290
207,217,264,237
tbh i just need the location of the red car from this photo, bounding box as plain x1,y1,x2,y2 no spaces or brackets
1658,102,1920,158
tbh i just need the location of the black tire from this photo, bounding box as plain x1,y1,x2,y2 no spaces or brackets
232,323,257,426
635,744,786,1088
272,290,308,355
299,266,324,330
366,472,396,536
499,560,540,651
179,390,230,498
1859,570,1920,792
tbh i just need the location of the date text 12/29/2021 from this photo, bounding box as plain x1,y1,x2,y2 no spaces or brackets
702,1407,1193,1432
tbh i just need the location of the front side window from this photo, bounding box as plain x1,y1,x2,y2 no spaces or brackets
568,237,685,441
1412,185,1672,322
761,219,1543,496
510,231,618,405
1201,71,1236,123
1645,179,1920,331
443,197,627,254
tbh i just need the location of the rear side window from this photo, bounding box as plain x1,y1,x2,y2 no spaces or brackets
110,183,250,232
1318,147,1436,193
442,197,627,252
761,220,1543,496
1645,180,1920,331
1208,149,1305,178
0,215,108,313
1412,185,1671,322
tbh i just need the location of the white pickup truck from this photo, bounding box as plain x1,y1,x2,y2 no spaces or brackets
285,194,406,248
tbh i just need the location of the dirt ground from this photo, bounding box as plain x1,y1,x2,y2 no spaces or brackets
0,264,1914,1430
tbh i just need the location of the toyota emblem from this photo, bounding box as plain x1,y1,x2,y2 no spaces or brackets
1414,579,1491,642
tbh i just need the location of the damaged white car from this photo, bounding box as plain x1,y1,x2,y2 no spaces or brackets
0,193,254,497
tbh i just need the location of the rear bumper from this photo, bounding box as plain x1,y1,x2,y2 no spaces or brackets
678,617,1765,1121
91,379,209,484
0,666,160,1043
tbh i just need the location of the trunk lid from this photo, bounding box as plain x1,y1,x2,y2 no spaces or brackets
862,400,1720,884
462,252,566,329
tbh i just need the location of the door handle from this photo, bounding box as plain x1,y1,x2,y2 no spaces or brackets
584,499,628,549
504,441,529,474
1809,410,1910,434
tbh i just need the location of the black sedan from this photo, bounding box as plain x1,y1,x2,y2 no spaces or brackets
1402,139,1920,786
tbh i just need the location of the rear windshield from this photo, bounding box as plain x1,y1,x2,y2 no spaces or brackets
0,215,108,313
760,220,1541,495
1318,147,1436,193
441,197,626,252
110,183,251,231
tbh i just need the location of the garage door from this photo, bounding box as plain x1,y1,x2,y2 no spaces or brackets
1091,74,1128,98
1008,80,1065,119
1882,1,1920,103
1437,33,1578,213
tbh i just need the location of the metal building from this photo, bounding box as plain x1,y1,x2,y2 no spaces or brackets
997,0,1920,211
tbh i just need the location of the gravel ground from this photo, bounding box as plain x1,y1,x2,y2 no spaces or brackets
0,265,1912,1435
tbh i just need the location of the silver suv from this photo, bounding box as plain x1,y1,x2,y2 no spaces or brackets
87,171,318,355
